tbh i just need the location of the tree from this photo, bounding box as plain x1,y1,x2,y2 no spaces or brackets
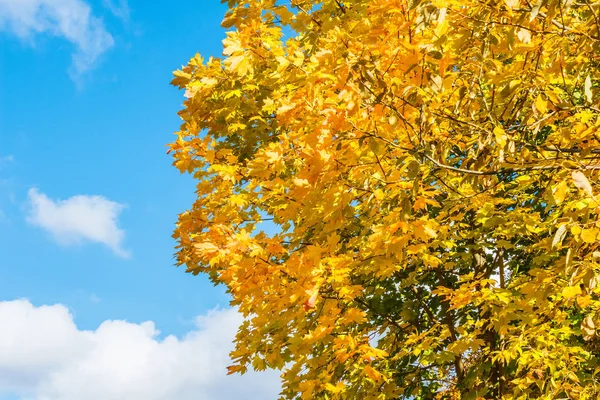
169,0,600,398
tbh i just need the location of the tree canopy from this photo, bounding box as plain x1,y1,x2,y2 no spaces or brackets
169,0,600,398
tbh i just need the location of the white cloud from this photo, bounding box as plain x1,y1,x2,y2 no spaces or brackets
0,0,114,77
102,0,130,22
0,300,281,400
26,188,130,258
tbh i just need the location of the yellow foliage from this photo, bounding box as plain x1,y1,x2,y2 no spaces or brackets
170,0,600,398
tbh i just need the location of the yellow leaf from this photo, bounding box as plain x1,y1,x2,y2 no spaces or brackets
265,150,282,164
562,285,582,299
517,28,531,43
552,180,569,204
580,228,598,243
413,197,427,211
430,74,443,91
493,126,507,147
584,75,593,104
342,308,366,324
552,224,567,248
364,366,383,382
325,382,345,394
589,274,599,291
582,315,596,341
577,295,592,308
227,55,251,76
194,242,219,257
414,223,437,241
222,34,243,55
535,94,548,114
572,171,593,197
293,178,309,187
304,287,319,311
226,364,246,375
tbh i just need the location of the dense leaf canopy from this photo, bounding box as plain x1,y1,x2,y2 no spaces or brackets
170,0,600,398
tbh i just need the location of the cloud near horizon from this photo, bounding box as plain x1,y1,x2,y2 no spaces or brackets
0,0,114,77
0,299,281,400
26,188,130,258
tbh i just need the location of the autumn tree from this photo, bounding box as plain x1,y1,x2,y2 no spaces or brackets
169,0,600,398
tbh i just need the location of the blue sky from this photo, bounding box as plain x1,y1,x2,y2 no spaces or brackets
0,1,280,398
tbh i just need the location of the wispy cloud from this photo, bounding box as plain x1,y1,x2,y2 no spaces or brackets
89,293,101,304
26,188,130,258
102,0,130,22
0,300,281,400
0,0,114,77
0,155,14,164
